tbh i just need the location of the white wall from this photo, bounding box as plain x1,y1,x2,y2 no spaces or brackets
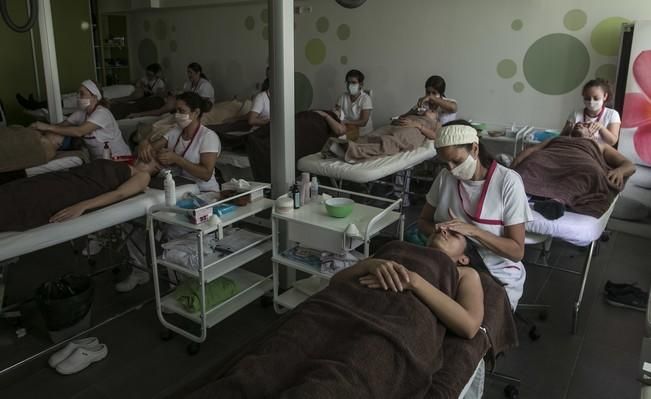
125,0,651,128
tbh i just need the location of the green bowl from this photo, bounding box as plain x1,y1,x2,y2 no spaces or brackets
325,198,354,218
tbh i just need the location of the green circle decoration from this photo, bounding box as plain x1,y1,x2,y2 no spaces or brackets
513,82,525,93
305,38,326,65
143,20,151,32
595,64,617,83
295,72,313,111
154,19,168,41
497,59,517,79
337,24,351,40
262,25,269,41
316,17,330,33
591,17,630,56
137,39,158,69
511,19,523,31
169,40,177,52
563,9,587,31
261,8,268,23
244,16,255,31
523,33,590,95
340,55,348,65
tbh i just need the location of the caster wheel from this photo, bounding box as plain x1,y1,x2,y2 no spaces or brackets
538,310,549,321
504,384,519,398
529,326,541,341
187,342,200,355
160,329,174,341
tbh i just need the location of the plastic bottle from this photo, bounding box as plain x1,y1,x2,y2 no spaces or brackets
310,177,318,202
291,184,301,209
300,172,310,205
102,142,112,160
164,170,176,207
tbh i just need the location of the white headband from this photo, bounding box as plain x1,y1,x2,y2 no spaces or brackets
435,125,479,148
81,80,102,100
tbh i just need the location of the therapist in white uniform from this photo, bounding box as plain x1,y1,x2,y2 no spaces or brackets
335,69,373,136
31,80,131,159
247,78,271,130
183,62,215,104
117,91,222,292
417,122,532,309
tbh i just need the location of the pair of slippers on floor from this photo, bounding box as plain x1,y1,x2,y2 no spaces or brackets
48,337,108,375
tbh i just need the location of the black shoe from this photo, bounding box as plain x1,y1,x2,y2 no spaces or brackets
605,291,648,312
604,280,648,297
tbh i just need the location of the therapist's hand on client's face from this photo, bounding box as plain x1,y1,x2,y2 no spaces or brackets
436,209,479,238
157,148,180,166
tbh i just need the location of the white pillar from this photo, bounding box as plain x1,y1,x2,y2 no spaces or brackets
38,0,63,123
268,0,295,198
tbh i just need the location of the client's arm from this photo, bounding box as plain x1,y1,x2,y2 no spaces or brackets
247,111,270,127
417,203,438,236
602,145,636,190
396,117,438,139
313,110,346,136
510,140,552,168
49,172,151,222
32,120,97,138
344,109,371,128
358,263,484,339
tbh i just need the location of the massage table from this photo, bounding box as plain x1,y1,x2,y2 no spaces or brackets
522,196,619,333
216,149,253,181
297,140,437,206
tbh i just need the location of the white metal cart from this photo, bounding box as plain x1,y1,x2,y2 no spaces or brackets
271,186,404,313
147,183,274,354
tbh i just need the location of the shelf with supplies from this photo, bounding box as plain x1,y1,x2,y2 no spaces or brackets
147,182,273,353
271,185,404,313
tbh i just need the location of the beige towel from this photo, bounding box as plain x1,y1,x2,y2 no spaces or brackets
0,127,49,172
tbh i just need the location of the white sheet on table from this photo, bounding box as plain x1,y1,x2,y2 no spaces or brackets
25,156,83,177
297,140,436,183
0,184,197,262
216,150,250,168
525,209,603,247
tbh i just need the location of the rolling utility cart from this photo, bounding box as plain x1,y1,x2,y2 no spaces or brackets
147,183,273,354
271,186,404,313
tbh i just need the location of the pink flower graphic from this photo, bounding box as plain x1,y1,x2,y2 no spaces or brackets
623,50,651,164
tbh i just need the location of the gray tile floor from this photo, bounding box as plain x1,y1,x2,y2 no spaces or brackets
0,207,649,399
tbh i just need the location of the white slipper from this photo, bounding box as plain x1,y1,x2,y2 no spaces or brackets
48,337,99,368
55,344,108,375
115,268,150,293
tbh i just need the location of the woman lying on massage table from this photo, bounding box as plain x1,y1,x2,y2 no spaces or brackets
511,124,635,218
319,109,440,163
0,158,161,232
182,231,485,399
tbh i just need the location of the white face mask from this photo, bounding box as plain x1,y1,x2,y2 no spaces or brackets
347,83,360,96
450,154,477,181
78,98,91,110
584,99,604,112
175,113,192,128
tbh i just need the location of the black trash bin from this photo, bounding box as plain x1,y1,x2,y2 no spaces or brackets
35,274,94,342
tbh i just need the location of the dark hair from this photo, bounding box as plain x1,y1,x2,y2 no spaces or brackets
146,63,162,74
442,119,494,168
425,75,446,97
583,78,613,105
261,78,270,92
345,69,365,84
176,91,212,116
187,62,208,80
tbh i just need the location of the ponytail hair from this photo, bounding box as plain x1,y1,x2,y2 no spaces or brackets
583,78,613,106
177,91,212,116
187,62,208,81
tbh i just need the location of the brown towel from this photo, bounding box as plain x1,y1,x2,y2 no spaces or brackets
514,137,615,217
173,241,517,399
0,127,49,173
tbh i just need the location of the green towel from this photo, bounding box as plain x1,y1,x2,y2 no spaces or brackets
173,277,239,313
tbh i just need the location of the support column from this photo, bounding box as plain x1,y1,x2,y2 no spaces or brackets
268,0,295,198
38,0,63,123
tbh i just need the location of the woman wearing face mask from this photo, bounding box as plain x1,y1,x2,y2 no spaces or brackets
560,78,621,146
31,80,131,159
401,75,458,125
416,121,532,309
334,69,374,137
138,91,220,192
183,62,215,104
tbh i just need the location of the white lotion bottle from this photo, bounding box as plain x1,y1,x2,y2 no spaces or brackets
164,170,176,207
